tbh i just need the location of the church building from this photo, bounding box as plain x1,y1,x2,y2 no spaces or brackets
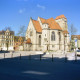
25,15,70,52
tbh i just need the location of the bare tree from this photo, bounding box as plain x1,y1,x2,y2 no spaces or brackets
4,27,12,31
17,26,26,37
69,24,77,38
69,24,77,51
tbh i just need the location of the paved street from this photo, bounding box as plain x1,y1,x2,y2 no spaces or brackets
0,51,80,80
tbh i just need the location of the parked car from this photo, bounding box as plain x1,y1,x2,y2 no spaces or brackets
76,50,80,56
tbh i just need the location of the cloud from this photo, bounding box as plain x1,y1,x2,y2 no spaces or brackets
37,4,46,10
19,8,26,14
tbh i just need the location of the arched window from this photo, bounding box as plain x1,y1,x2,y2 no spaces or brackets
58,32,61,50
58,32,61,41
30,31,32,36
39,35,41,45
51,31,55,41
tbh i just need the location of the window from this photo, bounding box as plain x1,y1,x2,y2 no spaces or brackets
51,31,55,41
30,31,32,36
7,33,8,35
58,32,61,41
52,45,55,47
45,34,46,37
7,36,9,38
39,35,41,45
2,35,4,38
12,43,13,46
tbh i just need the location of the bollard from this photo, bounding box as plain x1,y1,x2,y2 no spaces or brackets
52,54,53,62
40,54,41,61
20,54,21,60
75,52,77,62
4,53,5,59
65,53,67,62
29,54,31,60
11,53,13,58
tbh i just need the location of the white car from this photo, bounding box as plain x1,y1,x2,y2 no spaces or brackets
76,50,80,56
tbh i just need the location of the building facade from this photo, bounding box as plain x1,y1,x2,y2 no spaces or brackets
14,36,25,51
25,15,70,52
0,29,14,51
71,35,80,50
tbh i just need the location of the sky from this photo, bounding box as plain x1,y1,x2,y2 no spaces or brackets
0,0,80,35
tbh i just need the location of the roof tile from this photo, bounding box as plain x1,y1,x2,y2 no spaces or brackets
40,17,62,30
26,38,31,44
63,30,69,34
32,20,42,33
71,35,80,40
55,15,66,20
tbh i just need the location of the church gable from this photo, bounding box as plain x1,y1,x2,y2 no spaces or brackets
26,18,37,39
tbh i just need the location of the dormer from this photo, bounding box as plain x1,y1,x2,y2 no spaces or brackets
42,23,48,29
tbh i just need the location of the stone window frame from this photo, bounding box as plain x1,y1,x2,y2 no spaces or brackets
51,31,55,41
39,35,41,46
58,32,61,41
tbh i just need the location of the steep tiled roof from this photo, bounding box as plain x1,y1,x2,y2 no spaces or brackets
55,15,66,20
71,35,80,40
40,17,62,30
32,20,42,33
63,30,69,34
26,38,31,44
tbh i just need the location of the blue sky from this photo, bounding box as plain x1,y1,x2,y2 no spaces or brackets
0,0,80,35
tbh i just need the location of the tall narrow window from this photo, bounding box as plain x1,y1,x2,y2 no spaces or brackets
30,31,32,36
39,35,41,45
58,32,61,41
51,31,55,41
58,32,61,50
